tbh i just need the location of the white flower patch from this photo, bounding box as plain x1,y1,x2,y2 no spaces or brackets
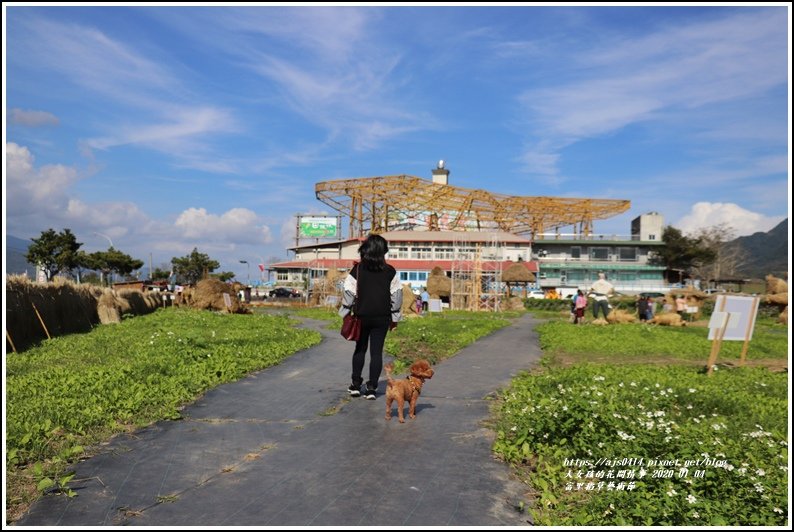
688,388,697,393
593,376,605,381
686,494,697,504
666,488,677,497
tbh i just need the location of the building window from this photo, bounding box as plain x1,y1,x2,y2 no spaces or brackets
458,247,476,260
411,247,432,259
395,247,409,259
400,272,409,281
418,272,428,281
590,247,609,261
619,247,637,261
649,234,656,240
277,272,288,281
617,272,637,281
571,246,581,259
567,270,586,281
435,247,454,260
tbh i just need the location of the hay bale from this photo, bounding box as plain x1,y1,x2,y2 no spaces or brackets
779,306,788,325
606,308,636,324
591,318,609,326
401,284,419,315
765,274,788,295
97,291,123,324
765,292,788,306
5,276,163,352
427,267,451,298
191,278,243,313
502,262,535,283
650,312,685,327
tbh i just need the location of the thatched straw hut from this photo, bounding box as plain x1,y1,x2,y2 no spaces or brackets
502,262,536,297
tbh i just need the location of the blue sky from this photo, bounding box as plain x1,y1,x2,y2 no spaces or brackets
3,4,790,281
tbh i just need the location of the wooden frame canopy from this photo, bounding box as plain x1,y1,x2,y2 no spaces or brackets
315,174,630,239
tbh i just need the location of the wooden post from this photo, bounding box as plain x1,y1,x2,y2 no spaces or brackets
6,330,18,353
706,296,728,375
738,296,760,366
31,302,52,339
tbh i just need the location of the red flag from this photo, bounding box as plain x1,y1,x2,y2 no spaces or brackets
258,263,265,272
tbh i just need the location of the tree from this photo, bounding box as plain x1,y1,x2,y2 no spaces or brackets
171,248,220,285
689,224,749,283
150,266,172,281
25,228,82,281
650,226,716,283
87,248,145,286
210,271,237,282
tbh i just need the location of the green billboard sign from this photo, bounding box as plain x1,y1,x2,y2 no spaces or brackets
299,216,338,238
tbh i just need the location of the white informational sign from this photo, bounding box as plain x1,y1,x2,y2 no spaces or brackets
707,295,759,341
222,293,232,309
428,299,443,312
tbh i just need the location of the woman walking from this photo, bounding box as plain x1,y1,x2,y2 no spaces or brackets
339,234,403,399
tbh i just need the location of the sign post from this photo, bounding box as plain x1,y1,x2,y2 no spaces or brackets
705,295,760,375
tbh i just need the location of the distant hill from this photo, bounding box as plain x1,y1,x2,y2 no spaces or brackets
6,235,37,276
726,219,788,279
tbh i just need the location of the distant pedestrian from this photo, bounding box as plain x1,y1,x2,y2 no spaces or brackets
637,296,649,322
420,287,430,312
675,295,687,316
646,296,655,321
573,289,587,324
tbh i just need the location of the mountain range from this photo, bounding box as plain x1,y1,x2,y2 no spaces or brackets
5,235,37,277
4,220,788,280
726,218,789,279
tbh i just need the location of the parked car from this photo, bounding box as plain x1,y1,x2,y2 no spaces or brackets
269,287,300,298
527,289,546,299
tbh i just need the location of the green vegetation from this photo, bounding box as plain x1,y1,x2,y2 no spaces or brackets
6,308,320,517
536,318,788,363
492,314,789,526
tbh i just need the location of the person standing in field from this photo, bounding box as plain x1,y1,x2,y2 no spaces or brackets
589,272,614,319
339,234,403,400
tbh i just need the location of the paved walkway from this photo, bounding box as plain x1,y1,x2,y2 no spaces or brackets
17,314,544,527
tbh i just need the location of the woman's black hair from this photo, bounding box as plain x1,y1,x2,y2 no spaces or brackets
358,234,388,272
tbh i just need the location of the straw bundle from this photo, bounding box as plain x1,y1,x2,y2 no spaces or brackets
606,308,637,324
426,266,451,298
401,284,419,315
765,274,788,295
650,312,685,327
191,278,244,313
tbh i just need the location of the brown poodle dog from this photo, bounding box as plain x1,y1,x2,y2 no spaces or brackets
384,360,434,423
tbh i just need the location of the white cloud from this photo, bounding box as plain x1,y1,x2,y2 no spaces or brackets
5,142,80,215
675,202,785,237
174,207,273,245
10,108,59,127
516,9,787,176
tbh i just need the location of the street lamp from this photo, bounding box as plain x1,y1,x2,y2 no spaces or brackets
239,260,250,284
93,232,115,286
93,232,114,248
